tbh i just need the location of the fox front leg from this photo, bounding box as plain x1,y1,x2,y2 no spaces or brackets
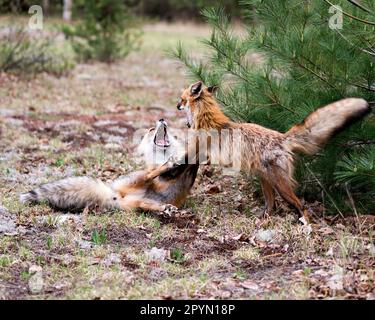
118,197,166,212
118,196,179,216
144,159,176,181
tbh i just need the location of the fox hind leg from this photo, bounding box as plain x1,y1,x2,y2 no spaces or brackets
266,168,310,222
260,177,275,215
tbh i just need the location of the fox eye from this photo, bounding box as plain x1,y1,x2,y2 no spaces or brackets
148,127,155,132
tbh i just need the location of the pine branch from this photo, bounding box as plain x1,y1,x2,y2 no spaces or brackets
353,82,375,92
262,44,341,92
342,140,375,147
334,29,375,57
173,1,375,213
300,51,375,93
322,0,375,26
346,0,373,14
264,73,298,115
206,39,249,83
208,36,296,114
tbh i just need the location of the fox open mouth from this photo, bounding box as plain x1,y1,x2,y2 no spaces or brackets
154,123,170,148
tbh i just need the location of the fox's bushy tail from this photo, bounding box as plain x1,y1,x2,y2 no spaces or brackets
20,177,118,211
284,98,370,155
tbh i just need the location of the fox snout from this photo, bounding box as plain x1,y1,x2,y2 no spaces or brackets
177,101,185,110
157,118,168,128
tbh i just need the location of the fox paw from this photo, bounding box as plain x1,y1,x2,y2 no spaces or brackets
166,159,174,168
166,156,180,168
163,204,179,217
298,209,312,225
262,208,273,218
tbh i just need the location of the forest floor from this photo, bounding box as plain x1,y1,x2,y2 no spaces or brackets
0,21,374,300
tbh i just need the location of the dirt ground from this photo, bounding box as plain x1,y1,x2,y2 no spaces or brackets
0,21,374,300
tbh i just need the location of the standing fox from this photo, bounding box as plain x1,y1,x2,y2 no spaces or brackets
176,81,370,220
20,119,198,214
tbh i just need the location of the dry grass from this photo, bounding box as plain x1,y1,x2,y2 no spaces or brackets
0,19,374,300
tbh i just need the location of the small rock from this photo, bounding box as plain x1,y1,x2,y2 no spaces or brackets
61,254,75,267
29,265,42,274
0,204,9,215
148,268,167,281
28,265,43,294
37,214,81,227
53,281,71,291
326,247,334,257
204,184,221,194
255,229,277,243
318,227,335,235
232,233,249,242
313,269,329,277
335,223,346,230
217,290,231,298
87,257,101,265
0,210,17,235
302,223,312,235
234,194,243,202
145,247,168,263
196,228,206,234
292,269,305,277
104,143,122,150
241,280,260,291
327,268,344,291
77,73,92,80
367,244,375,256
102,253,121,266
76,238,93,250
56,214,81,226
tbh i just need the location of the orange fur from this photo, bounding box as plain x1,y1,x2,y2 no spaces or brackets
21,120,199,214
177,81,370,220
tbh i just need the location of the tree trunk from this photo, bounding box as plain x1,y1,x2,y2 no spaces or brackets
63,0,72,21
42,0,49,15
10,0,20,13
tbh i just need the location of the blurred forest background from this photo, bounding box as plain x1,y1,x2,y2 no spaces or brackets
0,0,242,20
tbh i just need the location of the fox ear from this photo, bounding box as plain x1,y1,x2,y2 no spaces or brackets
207,85,218,94
190,81,203,97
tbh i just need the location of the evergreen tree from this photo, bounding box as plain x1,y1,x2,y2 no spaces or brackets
173,0,375,214
63,0,140,62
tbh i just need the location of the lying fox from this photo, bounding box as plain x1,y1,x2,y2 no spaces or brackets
20,119,199,214
176,81,370,220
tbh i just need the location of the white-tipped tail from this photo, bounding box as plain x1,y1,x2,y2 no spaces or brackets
284,98,370,155
20,191,38,204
